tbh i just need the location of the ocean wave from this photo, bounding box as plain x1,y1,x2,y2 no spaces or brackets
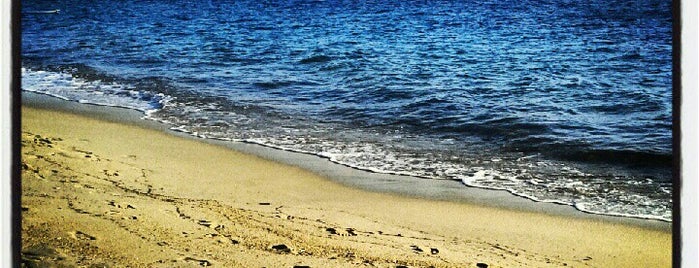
21,68,171,113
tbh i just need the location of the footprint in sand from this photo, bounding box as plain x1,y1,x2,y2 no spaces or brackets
71,230,97,241
183,256,212,267
410,245,424,253
198,219,213,227
324,227,358,236
271,244,291,253
22,245,71,267
72,147,98,160
325,227,338,235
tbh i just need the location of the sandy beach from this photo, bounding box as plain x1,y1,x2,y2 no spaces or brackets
20,102,672,267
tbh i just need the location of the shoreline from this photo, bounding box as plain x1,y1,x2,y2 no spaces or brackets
20,93,672,267
22,91,671,231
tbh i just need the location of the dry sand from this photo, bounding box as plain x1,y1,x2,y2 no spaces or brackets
20,105,672,267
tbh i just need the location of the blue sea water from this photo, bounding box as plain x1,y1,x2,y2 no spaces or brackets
21,0,673,221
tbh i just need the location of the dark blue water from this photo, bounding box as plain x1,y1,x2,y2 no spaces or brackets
21,0,673,221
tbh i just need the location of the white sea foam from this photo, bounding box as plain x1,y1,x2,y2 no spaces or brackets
22,68,171,114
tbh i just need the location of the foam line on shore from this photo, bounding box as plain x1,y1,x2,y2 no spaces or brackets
21,91,671,230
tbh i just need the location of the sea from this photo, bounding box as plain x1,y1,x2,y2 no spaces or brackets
21,0,673,221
